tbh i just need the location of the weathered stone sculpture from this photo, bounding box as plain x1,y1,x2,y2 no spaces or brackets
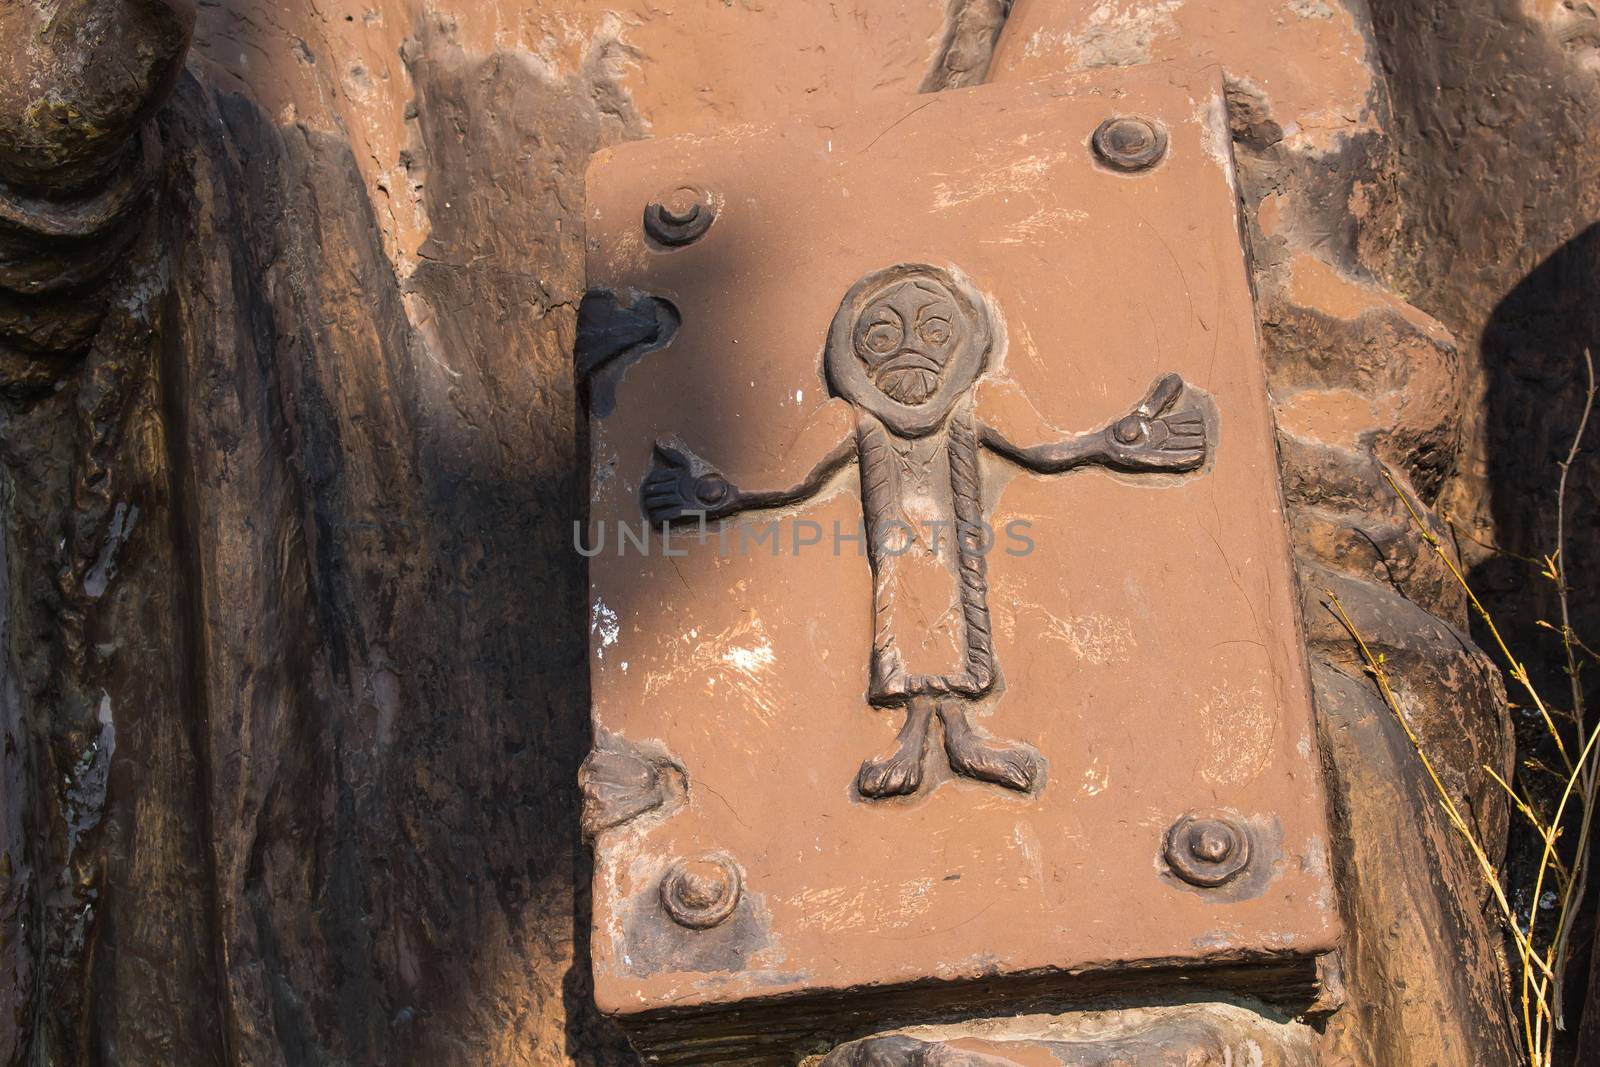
642,261,1207,798
0,0,1591,1064
580,72,1341,1063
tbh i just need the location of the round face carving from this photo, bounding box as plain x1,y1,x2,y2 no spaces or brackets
825,264,991,438
851,277,967,406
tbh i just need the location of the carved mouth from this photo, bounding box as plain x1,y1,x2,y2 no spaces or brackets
882,350,943,374
876,365,941,404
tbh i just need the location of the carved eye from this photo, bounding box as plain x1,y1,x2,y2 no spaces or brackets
919,317,952,346
862,318,902,355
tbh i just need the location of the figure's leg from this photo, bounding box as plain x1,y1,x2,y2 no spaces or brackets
857,697,934,799
938,699,1042,792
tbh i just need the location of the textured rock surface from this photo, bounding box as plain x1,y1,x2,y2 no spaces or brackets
0,0,1591,1064
0,5,960,1065
813,1002,1317,1066
1365,5,1600,1057
993,3,1537,1063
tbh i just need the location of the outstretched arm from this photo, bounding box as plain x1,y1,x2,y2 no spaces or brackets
642,397,857,522
977,373,1208,474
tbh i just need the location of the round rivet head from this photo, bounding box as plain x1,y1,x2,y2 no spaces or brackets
1113,414,1147,444
643,186,715,246
660,852,742,929
1092,116,1168,172
695,474,730,505
1164,813,1250,887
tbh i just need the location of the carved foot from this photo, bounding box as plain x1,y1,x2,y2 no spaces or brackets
857,700,933,798
939,702,1041,792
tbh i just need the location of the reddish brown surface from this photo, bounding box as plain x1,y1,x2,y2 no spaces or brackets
584,71,1337,1023
1,0,1571,1062
991,0,1375,147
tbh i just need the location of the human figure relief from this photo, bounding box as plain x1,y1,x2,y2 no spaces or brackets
642,264,1210,799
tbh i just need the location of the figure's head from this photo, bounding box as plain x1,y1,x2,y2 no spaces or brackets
852,274,966,404
826,264,991,438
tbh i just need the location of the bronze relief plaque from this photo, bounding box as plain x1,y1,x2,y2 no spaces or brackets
581,70,1338,1040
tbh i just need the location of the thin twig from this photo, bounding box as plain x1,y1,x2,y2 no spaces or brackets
1548,348,1595,1026
1525,724,1600,1053
1384,469,1575,774
1484,765,1572,890
1324,594,1551,975
1371,357,1596,1056
1443,510,1545,567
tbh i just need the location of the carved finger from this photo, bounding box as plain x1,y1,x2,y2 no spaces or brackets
1136,373,1185,418
1159,435,1207,451
1164,423,1206,439
644,471,692,493
1165,412,1205,428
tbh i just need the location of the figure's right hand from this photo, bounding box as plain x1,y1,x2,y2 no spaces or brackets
1100,373,1208,472
641,445,740,523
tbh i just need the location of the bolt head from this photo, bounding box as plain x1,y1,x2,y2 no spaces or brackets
1114,414,1147,444
1092,117,1169,172
696,474,730,505
660,852,742,929
644,186,716,246
1190,824,1234,864
1164,813,1251,888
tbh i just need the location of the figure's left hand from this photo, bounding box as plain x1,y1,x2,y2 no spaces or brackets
1101,373,1208,471
641,444,741,523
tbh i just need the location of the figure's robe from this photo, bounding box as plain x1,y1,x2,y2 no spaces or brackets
856,397,995,703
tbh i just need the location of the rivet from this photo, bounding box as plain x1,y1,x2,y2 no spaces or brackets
660,852,742,929
644,186,715,247
1164,813,1250,887
695,474,730,505
1113,414,1146,444
1092,116,1168,172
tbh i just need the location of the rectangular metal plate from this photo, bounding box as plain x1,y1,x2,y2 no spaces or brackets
581,70,1337,1026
